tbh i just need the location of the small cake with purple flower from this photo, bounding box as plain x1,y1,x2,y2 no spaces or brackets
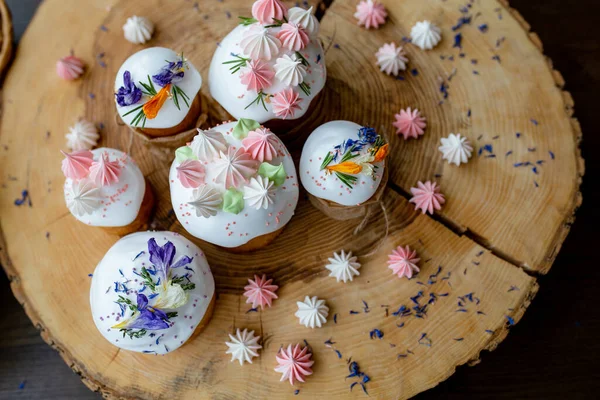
114,47,203,137
169,119,299,252
61,147,154,236
208,0,326,130
90,231,216,354
299,121,389,220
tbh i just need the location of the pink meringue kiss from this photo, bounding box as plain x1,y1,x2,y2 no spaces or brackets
409,181,445,215
252,0,287,24
176,159,206,189
89,152,121,187
61,150,94,180
387,245,420,279
274,344,314,385
56,55,85,81
244,274,279,309
393,107,427,140
271,88,302,119
277,22,310,52
354,0,388,29
239,59,275,92
242,128,279,162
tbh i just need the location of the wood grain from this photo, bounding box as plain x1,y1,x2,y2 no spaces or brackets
0,0,582,399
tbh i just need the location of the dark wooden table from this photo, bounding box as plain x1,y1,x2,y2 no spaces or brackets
1,0,598,398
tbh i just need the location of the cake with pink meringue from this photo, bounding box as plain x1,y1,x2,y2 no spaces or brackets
208,0,326,130
169,119,299,252
61,148,154,235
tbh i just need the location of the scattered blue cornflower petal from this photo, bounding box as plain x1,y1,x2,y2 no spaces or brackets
478,24,488,33
453,33,463,48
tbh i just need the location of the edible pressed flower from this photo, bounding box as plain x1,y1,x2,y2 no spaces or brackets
115,70,142,107
326,161,362,175
152,59,186,87
373,143,389,162
143,84,171,119
112,293,171,331
147,238,193,284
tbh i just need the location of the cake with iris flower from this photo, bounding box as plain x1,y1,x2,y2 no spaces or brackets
208,0,326,130
114,47,203,137
61,148,154,235
299,121,389,220
90,231,215,354
169,119,299,252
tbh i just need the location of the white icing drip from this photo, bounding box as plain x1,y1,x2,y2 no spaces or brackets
90,231,215,355
169,122,299,248
299,121,385,206
410,20,442,50
438,133,473,166
123,16,154,44
239,25,281,60
190,128,228,161
325,250,361,283
188,185,223,218
274,54,307,87
295,296,328,328
288,7,319,37
67,179,102,216
225,328,262,365
63,148,145,227
115,47,202,129
243,176,276,210
65,120,99,151
208,25,326,124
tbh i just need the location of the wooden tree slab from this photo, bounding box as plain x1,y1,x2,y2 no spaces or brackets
0,0,581,399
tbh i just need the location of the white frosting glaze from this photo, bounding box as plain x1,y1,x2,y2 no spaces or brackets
295,296,328,328
299,121,386,206
170,122,299,248
114,47,202,129
90,231,215,354
63,148,145,227
123,16,154,44
208,24,326,124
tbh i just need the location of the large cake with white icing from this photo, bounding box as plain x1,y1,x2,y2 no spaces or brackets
62,147,154,235
169,120,299,251
90,231,215,355
114,47,203,137
208,0,326,126
299,121,389,219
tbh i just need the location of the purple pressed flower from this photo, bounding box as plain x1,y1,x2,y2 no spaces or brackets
151,60,185,87
124,294,170,330
358,126,378,144
115,71,142,107
147,238,193,283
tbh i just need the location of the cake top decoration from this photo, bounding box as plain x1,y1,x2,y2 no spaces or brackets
61,150,94,180
115,47,202,130
409,181,445,215
295,296,329,328
225,328,262,365
376,43,408,76
326,250,361,283
244,274,279,309
439,133,473,166
209,2,326,123
56,54,85,81
67,180,102,217
411,21,442,50
275,344,314,385
176,159,205,189
394,107,427,140
90,232,215,354
89,152,122,187
355,0,388,29
388,245,420,279
123,16,154,44
65,119,99,151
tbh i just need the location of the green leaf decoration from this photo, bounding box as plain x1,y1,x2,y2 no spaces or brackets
175,146,197,162
233,118,261,139
258,162,286,186
222,188,244,215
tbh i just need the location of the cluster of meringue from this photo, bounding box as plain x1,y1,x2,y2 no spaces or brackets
175,123,286,218
61,149,122,217
232,0,320,119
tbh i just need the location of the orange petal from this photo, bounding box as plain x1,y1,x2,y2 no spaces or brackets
373,143,389,163
143,83,171,119
326,161,363,175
